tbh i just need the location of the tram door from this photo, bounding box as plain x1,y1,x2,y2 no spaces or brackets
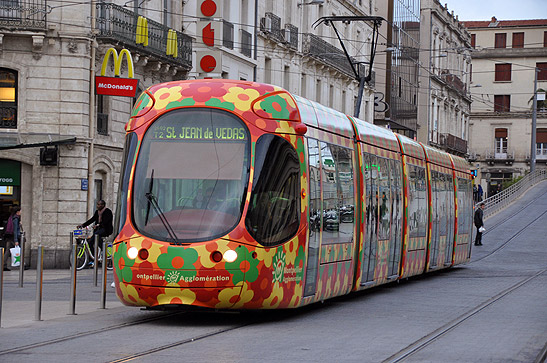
430,171,440,269
361,153,378,283
304,139,321,296
444,175,455,265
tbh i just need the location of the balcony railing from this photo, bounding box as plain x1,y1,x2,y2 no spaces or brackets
439,133,468,155
440,69,467,95
223,20,234,49
96,3,192,70
0,0,47,30
485,149,515,165
303,33,366,80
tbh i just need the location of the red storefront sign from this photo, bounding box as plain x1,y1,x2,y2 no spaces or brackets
95,76,139,97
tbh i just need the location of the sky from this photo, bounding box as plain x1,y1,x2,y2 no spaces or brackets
445,0,547,21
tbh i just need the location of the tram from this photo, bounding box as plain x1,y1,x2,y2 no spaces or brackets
112,79,473,309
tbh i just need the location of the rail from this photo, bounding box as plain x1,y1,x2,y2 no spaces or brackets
480,169,547,219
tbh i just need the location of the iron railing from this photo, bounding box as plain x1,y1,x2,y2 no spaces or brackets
0,0,47,30
95,3,192,70
284,23,298,50
439,133,467,155
302,33,366,80
481,169,547,219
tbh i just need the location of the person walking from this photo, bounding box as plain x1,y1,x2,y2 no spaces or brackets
77,200,113,253
478,184,483,201
474,202,485,246
2,206,21,271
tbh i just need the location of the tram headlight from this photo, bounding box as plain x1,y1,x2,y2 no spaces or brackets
223,249,238,263
127,246,139,260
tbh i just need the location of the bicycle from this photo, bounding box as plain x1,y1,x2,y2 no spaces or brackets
70,228,113,271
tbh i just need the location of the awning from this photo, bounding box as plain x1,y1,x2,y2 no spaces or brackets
0,132,77,150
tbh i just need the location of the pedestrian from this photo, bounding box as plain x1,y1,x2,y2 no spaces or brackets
474,202,485,246
2,206,21,271
478,184,483,201
473,185,478,202
77,200,113,255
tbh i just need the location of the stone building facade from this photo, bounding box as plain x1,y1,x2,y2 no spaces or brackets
0,0,380,268
463,18,547,197
418,0,472,156
0,0,192,267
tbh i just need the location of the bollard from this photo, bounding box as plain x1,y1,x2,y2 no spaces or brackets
35,245,44,321
93,234,98,287
18,232,24,287
0,247,4,328
69,232,77,315
100,243,107,309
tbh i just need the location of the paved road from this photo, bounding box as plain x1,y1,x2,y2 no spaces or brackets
0,181,546,362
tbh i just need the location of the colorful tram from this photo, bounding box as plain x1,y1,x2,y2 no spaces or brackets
112,79,474,309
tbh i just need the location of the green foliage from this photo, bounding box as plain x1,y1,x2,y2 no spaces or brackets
502,175,524,189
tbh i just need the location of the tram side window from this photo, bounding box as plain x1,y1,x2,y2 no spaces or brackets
378,157,391,241
246,134,300,247
114,132,138,235
409,165,427,238
457,178,471,236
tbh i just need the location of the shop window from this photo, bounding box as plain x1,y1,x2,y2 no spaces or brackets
537,129,547,158
0,68,17,129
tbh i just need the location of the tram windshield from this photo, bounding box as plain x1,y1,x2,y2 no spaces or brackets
132,108,250,242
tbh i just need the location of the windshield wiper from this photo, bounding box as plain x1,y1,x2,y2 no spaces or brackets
144,169,182,245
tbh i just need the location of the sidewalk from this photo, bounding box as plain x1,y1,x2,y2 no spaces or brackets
0,268,125,329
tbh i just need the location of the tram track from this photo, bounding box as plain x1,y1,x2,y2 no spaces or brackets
381,185,547,362
0,310,185,356
106,323,251,363
382,268,547,363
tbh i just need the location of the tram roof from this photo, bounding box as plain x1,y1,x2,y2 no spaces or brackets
394,133,426,160
349,116,400,152
420,143,453,169
449,154,471,174
294,95,354,139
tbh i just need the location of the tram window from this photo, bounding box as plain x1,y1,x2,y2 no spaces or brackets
408,165,427,238
114,132,138,235
457,178,472,236
378,157,390,241
132,108,250,242
245,134,300,247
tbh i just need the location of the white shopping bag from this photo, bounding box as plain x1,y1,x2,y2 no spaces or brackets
478,226,486,233
10,246,21,267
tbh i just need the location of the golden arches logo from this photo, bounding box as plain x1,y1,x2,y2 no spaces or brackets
100,48,135,78
136,16,149,46
166,29,178,58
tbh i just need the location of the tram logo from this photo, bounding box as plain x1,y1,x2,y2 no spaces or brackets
272,250,286,283
165,270,182,284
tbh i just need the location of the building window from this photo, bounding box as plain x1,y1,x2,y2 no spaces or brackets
537,129,547,158
471,34,476,48
494,95,510,112
163,0,172,28
316,79,321,103
495,128,508,154
544,31,547,47
537,62,547,81
300,73,307,98
97,95,108,135
512,32,524,48
264,58,272,84
495,63,512,81
495,33,506,48
283,65,290,91
0,68,17,129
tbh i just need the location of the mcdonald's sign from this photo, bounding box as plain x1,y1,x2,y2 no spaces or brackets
166,29,178,58
136,16,149,47
95,48,139,97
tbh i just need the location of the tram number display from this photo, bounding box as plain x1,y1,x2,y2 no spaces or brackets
152,125,247,141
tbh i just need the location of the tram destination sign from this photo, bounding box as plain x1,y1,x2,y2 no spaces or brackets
95,76,139,97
